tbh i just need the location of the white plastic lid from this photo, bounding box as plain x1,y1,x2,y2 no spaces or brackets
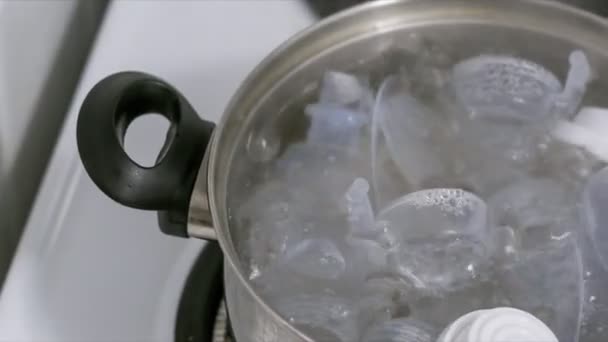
553,106,608,162
438,307,558,342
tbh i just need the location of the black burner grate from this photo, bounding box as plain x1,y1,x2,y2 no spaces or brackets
174,242,225,342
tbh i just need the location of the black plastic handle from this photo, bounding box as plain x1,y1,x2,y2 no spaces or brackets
77,71,215,237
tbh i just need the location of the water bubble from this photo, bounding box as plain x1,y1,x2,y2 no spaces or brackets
246,129,280,162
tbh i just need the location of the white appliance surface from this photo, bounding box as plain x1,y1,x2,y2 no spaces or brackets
0,0,106,283
0,1,315,341
0,0,76,177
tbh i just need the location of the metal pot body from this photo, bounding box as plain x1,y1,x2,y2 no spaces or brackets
76,1,608,341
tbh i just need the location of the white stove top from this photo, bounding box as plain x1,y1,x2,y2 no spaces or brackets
0,2,314,341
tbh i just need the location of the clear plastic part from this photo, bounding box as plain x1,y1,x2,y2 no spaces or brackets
235,47,597,340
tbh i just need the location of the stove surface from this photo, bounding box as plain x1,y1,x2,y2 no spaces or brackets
0,2,314,341
0,0,106,287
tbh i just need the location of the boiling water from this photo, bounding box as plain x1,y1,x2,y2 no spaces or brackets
233,45,606,341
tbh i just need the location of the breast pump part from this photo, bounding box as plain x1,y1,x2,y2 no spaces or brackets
438,307,558,342
230,32,597,341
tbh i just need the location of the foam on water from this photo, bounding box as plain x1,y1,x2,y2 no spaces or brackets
379,189,487,238
452,55,562,122
383,188,475,216
378,189,489,294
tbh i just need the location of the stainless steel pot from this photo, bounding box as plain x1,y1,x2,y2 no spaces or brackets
76,1,608,341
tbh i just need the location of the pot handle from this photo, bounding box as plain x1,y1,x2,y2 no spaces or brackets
76,71,215,237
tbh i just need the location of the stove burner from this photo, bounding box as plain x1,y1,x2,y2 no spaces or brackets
175,242,225,342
